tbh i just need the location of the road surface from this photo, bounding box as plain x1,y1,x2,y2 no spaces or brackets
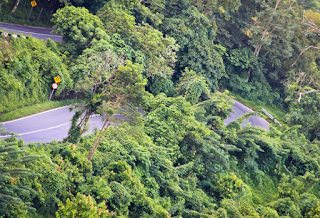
0,23,62,42
224,99,269,130
0,106,127,143
0,99,270,143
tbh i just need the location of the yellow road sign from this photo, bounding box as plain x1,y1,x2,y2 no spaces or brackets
31,0,37,7
54,76,61,83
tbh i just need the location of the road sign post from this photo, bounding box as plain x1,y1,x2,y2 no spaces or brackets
27,1,37,21
49,83,58,101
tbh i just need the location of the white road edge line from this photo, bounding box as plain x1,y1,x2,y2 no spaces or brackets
0,122,71,137
1,113,122,137
1,105,72,124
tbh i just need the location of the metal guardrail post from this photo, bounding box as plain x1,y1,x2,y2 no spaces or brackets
0,31,26,40
261,108,282,127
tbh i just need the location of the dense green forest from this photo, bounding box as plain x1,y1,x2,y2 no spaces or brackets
2,0,320,217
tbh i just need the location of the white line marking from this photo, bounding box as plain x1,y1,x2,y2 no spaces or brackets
1,111,127,139
1,105,72,124
0,122,70,137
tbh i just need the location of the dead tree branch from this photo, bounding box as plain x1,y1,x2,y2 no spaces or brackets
291,11,320,67
296,90,320,103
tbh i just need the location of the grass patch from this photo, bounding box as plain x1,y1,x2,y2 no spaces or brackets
0,99,83,122
229,92,289,129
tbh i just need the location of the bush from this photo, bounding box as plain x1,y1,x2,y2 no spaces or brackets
56,193,117,218
259,207,279,218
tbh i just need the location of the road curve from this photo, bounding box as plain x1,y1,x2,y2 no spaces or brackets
0,98,270,143
0,23,269,142
0,23,270,131
0,23,62,42
0,106,125,143
224,99,270,130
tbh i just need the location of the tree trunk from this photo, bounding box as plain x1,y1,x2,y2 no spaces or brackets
87,96,121,161
246,67,252,82
76,113,90,146
244,1,281,82
11,0,21,14
88,116,113,161
71,109,90,147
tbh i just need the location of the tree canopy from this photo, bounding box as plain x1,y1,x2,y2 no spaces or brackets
2,0,320,217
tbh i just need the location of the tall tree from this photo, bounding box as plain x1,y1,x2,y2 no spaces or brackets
0,126,38,217
52,6,109,56
284,76,320,140
87,60,147,160
244,0,317,82
65,49,147,160
159,0,225,92
66,49,123,144
98,1,179,79
10,0,20,14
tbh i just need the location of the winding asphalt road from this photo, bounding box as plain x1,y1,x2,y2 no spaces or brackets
0,22,62,42
0,106,127,143
225,100,269,129
0,23,269,143
0,98,269,143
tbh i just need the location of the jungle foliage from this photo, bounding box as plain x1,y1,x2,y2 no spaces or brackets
3,92,320,217
2,0,320,217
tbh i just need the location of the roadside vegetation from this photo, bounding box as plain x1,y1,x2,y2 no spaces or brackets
2,0,320,217
0,37,72,114
0,99,82,122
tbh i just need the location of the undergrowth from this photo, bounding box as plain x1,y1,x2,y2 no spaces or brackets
0,99,83,122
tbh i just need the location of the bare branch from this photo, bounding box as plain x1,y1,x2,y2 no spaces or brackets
302,10,320,34
296,90,320,103
291,46,320,67
291,11,320,66
274,0,281,11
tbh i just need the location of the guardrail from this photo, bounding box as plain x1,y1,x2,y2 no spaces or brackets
0,31,27,39
261,108,282,127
